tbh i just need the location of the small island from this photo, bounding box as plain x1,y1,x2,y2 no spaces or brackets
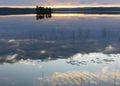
36,6,52,14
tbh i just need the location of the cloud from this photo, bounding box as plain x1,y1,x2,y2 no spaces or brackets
0,0,120,6
45,0,80,5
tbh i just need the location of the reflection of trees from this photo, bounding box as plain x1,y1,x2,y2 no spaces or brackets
36,14,52,20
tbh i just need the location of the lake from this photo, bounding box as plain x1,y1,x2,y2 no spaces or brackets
0,13,120,86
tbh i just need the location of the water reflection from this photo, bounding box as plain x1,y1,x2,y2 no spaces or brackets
35,69,120,86
0,22,120,63
0,13,120,86
67,53,120,66
0,51,120,66
52,13,120,17
1,13,120,20
0,39,120,64
36,14,52,20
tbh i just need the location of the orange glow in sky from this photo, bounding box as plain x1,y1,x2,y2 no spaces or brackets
45,4,120,8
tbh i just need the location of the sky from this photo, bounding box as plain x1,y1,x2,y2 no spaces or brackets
0,0,120,7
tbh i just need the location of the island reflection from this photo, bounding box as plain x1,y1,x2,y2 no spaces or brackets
36,14,52,20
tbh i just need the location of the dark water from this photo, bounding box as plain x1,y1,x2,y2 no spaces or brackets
0,14,120,86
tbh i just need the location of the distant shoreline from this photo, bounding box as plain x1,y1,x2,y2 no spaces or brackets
0,7,120,15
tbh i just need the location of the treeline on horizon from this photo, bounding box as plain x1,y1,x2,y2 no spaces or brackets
0,7,35,15
53,7,120,14
0,7,120,15
53,7,120,11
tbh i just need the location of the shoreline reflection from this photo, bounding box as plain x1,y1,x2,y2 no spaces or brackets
0,13,120,19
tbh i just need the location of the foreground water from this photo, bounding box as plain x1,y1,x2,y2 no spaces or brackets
0,14,120,86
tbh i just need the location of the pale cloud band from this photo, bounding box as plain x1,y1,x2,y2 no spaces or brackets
0,0,120,6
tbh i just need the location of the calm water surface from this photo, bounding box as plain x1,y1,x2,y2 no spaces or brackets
0,14,120,86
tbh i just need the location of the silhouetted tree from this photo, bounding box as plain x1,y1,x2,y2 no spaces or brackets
36,6,52,14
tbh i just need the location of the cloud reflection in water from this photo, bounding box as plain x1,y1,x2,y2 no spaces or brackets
35,68,120,86
67,52,120,66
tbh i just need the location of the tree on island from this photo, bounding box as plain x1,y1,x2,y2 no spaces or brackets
36,6,52,14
